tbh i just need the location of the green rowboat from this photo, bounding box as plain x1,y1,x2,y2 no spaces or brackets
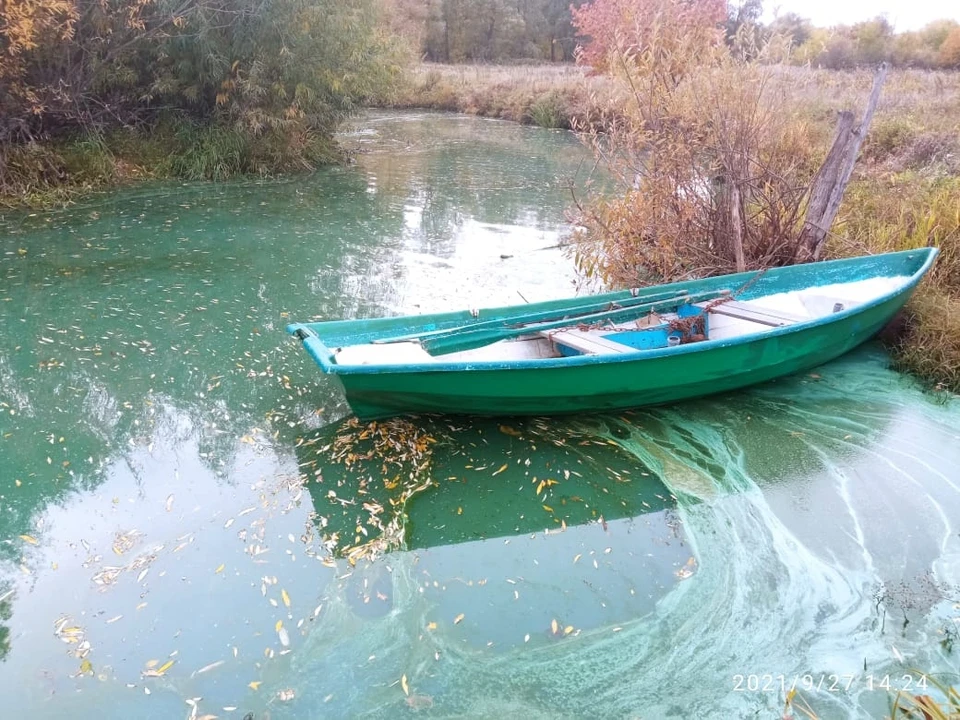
287,249,938,420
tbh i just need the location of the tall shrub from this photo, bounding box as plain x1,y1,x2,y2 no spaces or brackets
570,0,825,286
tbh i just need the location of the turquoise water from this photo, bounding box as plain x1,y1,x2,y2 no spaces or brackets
1,112,958,719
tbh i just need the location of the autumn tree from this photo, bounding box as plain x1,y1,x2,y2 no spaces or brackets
570,0,725,72
1,0,402,191
939,26,960,68
570,0,835,283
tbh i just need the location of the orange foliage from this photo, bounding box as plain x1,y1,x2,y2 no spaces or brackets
571,0,726,73
939,27,960,68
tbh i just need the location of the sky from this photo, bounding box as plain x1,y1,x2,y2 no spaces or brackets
762,0,960,31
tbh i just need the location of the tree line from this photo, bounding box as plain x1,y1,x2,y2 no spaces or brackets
384,0,960,69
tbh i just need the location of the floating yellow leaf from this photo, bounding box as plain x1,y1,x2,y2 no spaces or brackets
551,619,559,635
19,534,38,545
453,613,464,625
573,553,582,563
401,674,409,696
145,659,159,669
426,622,437,631
79,658,93,675
564,625,574,635
492,464,508,476
156,659,175,675
215,563,225,574
499,425,521,437
542,504,553,513
249,681,262,690
281,588,291,607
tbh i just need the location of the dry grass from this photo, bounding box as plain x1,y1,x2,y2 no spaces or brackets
377,63,617,128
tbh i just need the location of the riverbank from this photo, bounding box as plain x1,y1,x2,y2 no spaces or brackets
0,121,343,210
3,62,958,393
381,63,960,394
378,63,610,129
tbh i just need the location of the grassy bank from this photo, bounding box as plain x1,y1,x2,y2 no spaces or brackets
0,120,342,210
379,63,614,129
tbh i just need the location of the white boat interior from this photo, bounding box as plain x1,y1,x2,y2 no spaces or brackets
331,276,910,366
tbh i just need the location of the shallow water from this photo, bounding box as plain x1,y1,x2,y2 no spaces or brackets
1,112,958,719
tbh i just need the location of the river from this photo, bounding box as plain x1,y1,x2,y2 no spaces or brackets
1,111,958,719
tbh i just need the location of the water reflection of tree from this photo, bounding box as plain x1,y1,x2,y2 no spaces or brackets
354,116,591,258
0,171,396,549
0,584,12,662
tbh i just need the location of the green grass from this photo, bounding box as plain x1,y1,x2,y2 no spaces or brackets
0,116,342,207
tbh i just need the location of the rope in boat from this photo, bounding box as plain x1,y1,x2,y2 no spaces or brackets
667,268,768,343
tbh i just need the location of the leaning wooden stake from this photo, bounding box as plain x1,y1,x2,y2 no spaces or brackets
799,62,888,261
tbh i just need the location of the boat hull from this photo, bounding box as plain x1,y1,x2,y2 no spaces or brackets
289,249,938,420
336,292,904,418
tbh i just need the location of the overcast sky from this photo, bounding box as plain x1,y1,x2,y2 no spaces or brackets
762,0,960,31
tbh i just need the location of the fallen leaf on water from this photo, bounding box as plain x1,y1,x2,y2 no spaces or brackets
453,613,464,625
215,564,225,574
573,553,582,564
157,659,175,675
401,674,409,696
165,494,174,512
277,689,295,702
542,504,553,513
499,425,521,437
564,625,574,635
524,634,530,643
19,534,38,545
145,659,159,669
106,615,123,624
249,681,261,690
551,619,559,635
79,658,93,675
223,518,234,529
492,464,508,476
137,568,149,583
426,622,437,631
281,588,291,607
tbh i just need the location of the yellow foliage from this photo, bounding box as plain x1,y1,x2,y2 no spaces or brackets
938,27,960,68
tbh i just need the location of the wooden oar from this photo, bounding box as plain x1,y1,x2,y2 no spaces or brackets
425,289,730,355
374,288,690,346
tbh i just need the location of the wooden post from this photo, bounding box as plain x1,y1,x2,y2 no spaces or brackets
798,63,888,261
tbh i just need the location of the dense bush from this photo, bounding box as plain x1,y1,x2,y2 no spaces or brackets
0,0,403,199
